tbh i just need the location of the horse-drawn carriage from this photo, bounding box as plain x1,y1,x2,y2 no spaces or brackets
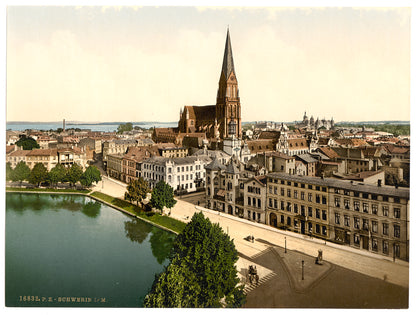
247,265,259,285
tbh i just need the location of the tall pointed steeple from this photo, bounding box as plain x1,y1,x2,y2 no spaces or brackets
216,28,241,140
221,28,235,80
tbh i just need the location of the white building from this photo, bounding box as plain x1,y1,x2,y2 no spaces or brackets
141,156,211,193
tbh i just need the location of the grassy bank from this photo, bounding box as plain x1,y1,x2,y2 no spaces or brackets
90,191,186,234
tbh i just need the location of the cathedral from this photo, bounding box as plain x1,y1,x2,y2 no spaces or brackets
178,28,242,141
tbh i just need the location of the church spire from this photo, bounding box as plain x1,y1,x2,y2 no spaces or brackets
221,27,235,79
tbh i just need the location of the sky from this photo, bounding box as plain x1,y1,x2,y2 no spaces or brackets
5,3,412,123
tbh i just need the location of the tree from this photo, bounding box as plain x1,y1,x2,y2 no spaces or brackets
124,177,150,206
117,122,133,134
28,163,49,187
144,212,245,308
48,163,67,187
15,136,40,150
6,162,13,181
150,181,177,212
10,161,30,187
80,165,102,187
66,163,83,187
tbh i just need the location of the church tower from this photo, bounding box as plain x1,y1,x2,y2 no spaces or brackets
216,28,241,139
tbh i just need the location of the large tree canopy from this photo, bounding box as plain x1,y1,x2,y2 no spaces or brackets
124,177,150,206
15,136,40,150
144,212,245,308
117,122,133,134
66,163,83,186
150,180,177,211
48,163,67,187
28,163,48,187
80,165,102,187
10,161,31,185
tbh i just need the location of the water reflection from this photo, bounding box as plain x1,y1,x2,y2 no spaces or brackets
82,201,101,218
6,193,101,217
124,218,153,244
149,228,176,265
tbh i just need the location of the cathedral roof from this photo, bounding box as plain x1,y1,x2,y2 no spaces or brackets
183,105,216,121
221,28,235,79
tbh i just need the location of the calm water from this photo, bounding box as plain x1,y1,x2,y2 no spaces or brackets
6,122,177,132
5,193,176,307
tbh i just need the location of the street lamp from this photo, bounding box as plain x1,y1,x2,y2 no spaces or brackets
302,260,304,280
285,237,287,253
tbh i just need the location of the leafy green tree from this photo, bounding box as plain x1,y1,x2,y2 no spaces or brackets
144,257,201,308
124,177,150,206
48,163,67,187
6,162,13,181
15,136,40,150
28,163,49,187
80,165,102,187
66,163,83,187
117,122,133,134
150,181,177,212
10,161,30,186
144,212,245,308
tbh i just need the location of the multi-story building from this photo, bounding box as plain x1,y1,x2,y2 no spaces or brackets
141,156,211,193
7,149,30,168
205,158,243,216
243,176,267,223
107,154,124,180
26,149,59,171
57,147,87,170
102,139,138,169
265,173,409,261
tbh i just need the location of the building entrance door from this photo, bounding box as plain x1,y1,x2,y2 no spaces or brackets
301,220,305,234
362,236,369,250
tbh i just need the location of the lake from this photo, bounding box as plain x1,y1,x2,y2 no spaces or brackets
5,193,176,307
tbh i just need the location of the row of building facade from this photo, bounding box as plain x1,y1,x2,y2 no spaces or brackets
204,158,409,261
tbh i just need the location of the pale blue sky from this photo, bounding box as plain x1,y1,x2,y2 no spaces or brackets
6,5,411,122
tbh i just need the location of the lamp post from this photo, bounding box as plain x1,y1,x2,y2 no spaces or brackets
285,237,287,253
302,260,304,280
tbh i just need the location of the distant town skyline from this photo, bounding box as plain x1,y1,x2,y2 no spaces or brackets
6,6,410,123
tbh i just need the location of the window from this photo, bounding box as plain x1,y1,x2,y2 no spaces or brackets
363,203,369,213
344,199,350,210
294,190,298,199
294,219,298,228
335,188,340,194
274,187,278,195
308,207,313,217
281,201,285,210
363,193,368,199
315,186,320,191
354,217,360,229
316,209,320,219
335,213,340,225
394,244,400,258
281,188,285,196
322,196,327,205
394,208,401,219
372,205,378,215
362,219,369,231
269,198,273,207
301,192,305,200
383,196,389,202
372,221,378,233
354,191,360,197
335,197,340,207
274,199,278,209
294,204,298,214
344,190,350,196
281,215,284,224
322,226,327,236
322,187,327,192
354,201,360,211
308,222,313,233
354,234,360,246
269,186,272,194
287,189,291,198
315,224,321,234
308,193,312,202
372,239,378,252
344,215,350,227
394,225,400,238
287,202,292,212
322,210,327,221
383,206,389,217
287,217,291,226
258,199,261,208
253,198,256,207
382,240,389,254
248,197,251,206
316,195,320,203
383,223,389,235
